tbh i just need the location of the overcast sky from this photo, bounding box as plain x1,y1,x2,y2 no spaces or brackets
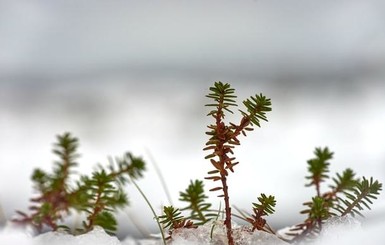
1,0,385,238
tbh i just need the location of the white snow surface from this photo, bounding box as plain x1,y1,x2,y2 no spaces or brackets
308,216,383,245
34,226,121,245
169,221,287,245
1,217,384,245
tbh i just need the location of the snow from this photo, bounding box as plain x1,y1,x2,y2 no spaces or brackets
311,216,361,245
170,221,287,245
1,217,385,245
0,221,34,245
0,229,31,245
34,226,121,245
308,216,384,245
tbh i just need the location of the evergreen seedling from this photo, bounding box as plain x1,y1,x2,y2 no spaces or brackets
204,81,272,245
179,180,215,225
288,147,382,243
13,132,146,234
246,194,276,233
159,206,197,239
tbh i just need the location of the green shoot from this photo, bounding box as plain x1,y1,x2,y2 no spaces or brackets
179,180,215,225
204,81,271,245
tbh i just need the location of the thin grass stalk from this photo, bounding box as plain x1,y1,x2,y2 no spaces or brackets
129,176,167,245
145,148,174,206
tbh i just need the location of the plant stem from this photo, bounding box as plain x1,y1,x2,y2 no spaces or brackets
316,182,321,197
214,94,234,245
129,176,167,245
221,175,234,245
210,202,221,241
341,190,366,216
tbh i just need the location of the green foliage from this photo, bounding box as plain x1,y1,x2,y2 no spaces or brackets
304,196,330,221
107,153,146,184
13,132,146,235
77,170,127,234
336,177,382,217
179,180,214,225
253,193,276,217
288,147,382,243
14,133,80,231
91,211,117,234
289,197,330,242
159,206,196,238
329,168,359,194
305,147,333,196
206,82,237,116
245,194,276,233
159,206,184,230
156,180,214,238
239,93,272,127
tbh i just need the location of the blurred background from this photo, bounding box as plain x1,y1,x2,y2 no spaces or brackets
1,0,384,239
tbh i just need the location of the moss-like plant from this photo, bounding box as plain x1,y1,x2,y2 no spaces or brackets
13,132,145,235
204,81,272,244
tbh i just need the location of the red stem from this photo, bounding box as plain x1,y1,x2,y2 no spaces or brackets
220,175,234,245
215,98,235,245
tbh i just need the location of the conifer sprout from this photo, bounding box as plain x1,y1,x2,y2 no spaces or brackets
13,132,146,235
204,81,272,245
287,147,382,243
179,180,216,225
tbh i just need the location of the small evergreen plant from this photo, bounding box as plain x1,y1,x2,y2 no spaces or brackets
13,132,146,234
204,81,272,244
288,147,383,242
